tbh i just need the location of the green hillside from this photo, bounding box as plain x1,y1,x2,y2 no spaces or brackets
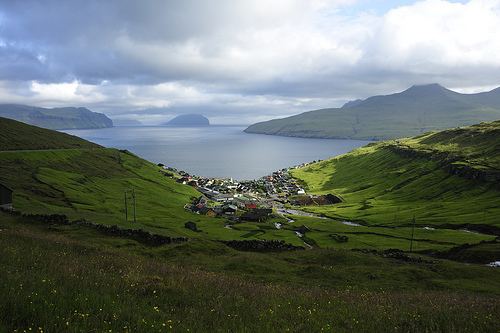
0,117,216,237
0,104,113,129
0,117,100,150
245,84,500,140
0,118,303,244
1,117,498,251
290,121,500,231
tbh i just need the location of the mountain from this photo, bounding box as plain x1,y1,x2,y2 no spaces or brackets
290,120,500,231
165,114,210,127
0,104,113,130
245,84,500,140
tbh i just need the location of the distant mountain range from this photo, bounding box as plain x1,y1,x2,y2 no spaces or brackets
164,114,210,127
245,84,500,140
0,104,113,130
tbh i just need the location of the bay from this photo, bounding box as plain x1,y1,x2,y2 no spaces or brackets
63,126,370,180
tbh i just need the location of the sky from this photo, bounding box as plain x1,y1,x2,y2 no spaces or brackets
0,0,499,124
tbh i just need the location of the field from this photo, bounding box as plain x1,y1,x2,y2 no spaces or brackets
290,122,500,231
1,118,500,331
1,211,499,332
3,145,496,253
1,118,499,253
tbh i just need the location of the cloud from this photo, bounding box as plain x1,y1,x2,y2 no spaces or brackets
370,0,500,70
0,0,499,123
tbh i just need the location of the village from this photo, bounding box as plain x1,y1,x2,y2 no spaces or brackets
157,161,335,225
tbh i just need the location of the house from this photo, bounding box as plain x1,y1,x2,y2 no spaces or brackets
206,209,217,218
177,176,191,184
187,180,199,187
245,203,258,210
199,206,217,217
222,204,238,215
241,208,272,222
0,183,13,210
214,194,234,203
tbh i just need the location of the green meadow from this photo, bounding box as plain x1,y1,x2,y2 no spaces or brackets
1,212,499,332
1,117,500,332
291,121,500,230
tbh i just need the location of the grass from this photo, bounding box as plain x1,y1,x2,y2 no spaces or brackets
0,116,100,150
0,148,206,234
1,117,499,253
0,141,308,246
290,122,500,230
1,212,500,332
282,215,496,253
2,118,500,331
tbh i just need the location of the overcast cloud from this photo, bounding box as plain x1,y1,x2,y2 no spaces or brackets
0,0,499,124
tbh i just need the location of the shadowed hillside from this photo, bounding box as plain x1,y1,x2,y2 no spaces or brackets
0,104,113,130
246,84,500,140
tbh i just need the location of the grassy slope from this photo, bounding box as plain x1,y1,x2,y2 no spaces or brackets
1,212,499,332
1,117,498,251
0,117,100,150
0,117,215,237
0,147,312,243
0,118,306,244
291,121,500,229
0,148,206,234
245,85,500,140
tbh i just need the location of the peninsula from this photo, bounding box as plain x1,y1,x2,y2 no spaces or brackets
0,104,113,130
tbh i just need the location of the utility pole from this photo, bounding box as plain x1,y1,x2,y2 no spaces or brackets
124,191,128,223
132,188,136,223
409,215,416,253
124,188,137,223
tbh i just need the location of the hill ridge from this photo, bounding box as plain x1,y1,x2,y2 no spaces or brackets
0,104,113,130
245,84,500,140
0,117,101,151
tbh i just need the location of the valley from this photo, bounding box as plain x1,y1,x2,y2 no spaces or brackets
1,117,499,332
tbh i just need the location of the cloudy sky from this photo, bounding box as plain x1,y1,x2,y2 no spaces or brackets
1,0,499,124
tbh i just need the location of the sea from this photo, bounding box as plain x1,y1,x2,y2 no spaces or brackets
62,126,371,180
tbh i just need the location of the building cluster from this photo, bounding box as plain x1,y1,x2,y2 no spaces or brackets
254,169,306,197
160,163,311,223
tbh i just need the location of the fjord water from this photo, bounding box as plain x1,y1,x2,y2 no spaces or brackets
63,126,370,180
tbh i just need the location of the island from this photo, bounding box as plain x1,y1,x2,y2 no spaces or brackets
164,114,210,127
